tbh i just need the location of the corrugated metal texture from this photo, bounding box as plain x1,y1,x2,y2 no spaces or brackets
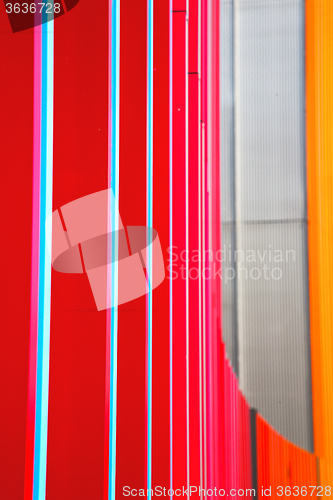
235,0,307,223
238,221,312,450
306,0,333,484
220,0,238,371
220,0,313,451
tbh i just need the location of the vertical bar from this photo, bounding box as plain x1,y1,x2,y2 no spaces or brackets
24,24,42,500
185,0,190,496
172,5,187,494
24,10,54,500
107,1,120,499
33,13,54,500
198,0,204,496
306,0,333,484
151,0,171,488
146,0,154,496
169,0,173,492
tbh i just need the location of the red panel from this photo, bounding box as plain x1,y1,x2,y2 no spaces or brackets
46,0,109,498
0,9,33,500
152,0,170,492
172,10,187,493
173,0,187,12
116,0,147,496
188,0,198,73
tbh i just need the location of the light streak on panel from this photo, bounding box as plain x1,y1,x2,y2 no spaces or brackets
201,120,208,495
169,0,173,492
197,0,204,497
33,16,54,500
206,0,215,487
200,0,210,486
146,0,154,496
105,1,120,499
24,15,54,500
24,24,42,500
185,0,190,497
172,6,187,494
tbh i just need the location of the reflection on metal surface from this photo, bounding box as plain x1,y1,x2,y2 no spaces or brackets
47,189,165,310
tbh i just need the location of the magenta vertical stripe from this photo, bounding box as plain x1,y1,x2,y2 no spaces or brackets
188,0,201,494
172,3,188,495
200,0,213,489
104,308,111,500
211,0,222,488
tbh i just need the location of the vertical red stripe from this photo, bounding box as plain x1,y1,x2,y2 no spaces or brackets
152,0,171,493
47,0,109,497
172,6,188,494
24,26,42,500
0,8,33,500
116,0,147,495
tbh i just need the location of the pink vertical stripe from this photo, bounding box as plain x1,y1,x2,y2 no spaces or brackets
24,25,42,500
188,0,201,496
172,4,188,494
103,309,111,500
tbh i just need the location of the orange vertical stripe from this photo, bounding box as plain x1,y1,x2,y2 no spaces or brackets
306,0,333,484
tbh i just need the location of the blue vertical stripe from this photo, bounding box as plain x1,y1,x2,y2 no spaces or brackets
33,16,54,500
147,0,154,497
109,1,120,500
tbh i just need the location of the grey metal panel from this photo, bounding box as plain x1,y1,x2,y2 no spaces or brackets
220,0,313,450
220,0,238,369
221,0,235,224
237,221,312,450
221,223,238,370
235,0,307,222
